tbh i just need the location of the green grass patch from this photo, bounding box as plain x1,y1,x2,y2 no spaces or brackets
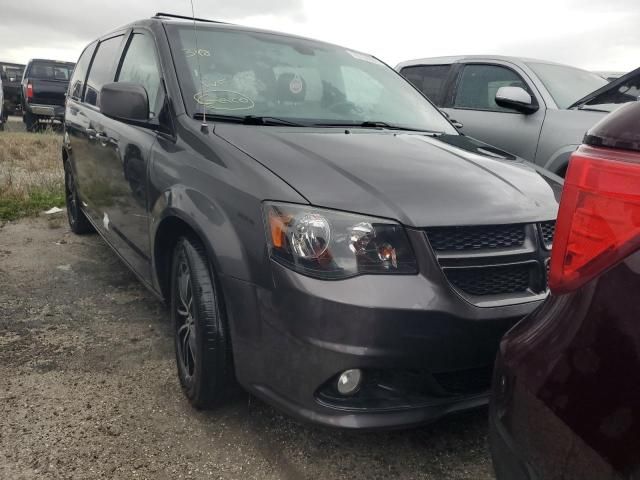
0,187,65,221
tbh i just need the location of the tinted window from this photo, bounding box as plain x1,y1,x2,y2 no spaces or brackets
69,43,97,101
4,66,23,82
84,35,123,107
401,65,451,105
527,62,607,109
117,33,162,116
29,62,74,81
584,70,640,110
454,64,529,112
165,25,458,134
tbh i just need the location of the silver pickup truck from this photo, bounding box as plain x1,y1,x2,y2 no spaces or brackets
397,56,639,176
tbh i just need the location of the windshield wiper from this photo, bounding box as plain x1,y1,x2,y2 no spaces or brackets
193,113,309,127
314,120,443,134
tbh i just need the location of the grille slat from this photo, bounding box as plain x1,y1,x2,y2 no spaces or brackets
445,264,532,296
426,224,525,251
540,221,555,249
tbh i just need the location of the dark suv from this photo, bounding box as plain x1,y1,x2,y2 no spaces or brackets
63,13,560,429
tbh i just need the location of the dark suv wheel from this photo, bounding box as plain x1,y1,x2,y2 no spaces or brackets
171,236,234,409
64,159,93,234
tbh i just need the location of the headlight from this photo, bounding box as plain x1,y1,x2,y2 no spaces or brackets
264,202,418,279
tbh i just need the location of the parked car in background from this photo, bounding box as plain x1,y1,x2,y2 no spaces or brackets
490,101,640,479
397,56,640,176
1,62,25,115
63,13,561,429
21,59,74,131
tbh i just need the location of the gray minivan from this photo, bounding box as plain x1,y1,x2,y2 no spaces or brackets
397,56,640,176
64,15,561,429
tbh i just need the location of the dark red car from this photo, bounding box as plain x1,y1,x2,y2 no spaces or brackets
490,101,640,479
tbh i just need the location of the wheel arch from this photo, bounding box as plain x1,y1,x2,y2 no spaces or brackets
543,145,578,178
152,211,220,303
150,187,253,303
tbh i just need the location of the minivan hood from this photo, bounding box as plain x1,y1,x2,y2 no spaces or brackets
215,125,560,227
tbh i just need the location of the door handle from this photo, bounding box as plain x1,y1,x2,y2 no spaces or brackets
96,132,110,147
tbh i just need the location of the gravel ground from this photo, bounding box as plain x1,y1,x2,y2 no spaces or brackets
0,215,495,480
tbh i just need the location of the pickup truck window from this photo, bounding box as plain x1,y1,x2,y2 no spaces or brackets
117,34,162,117
69,43,97,101
84,35,124,107
29,62,73,81
400,65,451,106
454,64,528,112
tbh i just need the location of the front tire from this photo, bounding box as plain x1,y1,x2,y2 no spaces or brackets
64,159,93,234
171,236,234,409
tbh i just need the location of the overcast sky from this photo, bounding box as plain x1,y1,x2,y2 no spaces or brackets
0,0,637,72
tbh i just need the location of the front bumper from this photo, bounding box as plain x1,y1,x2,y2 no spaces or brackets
223,251,543,429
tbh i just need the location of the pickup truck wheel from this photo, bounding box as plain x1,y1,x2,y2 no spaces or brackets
64,160,93,234
171,236,234,409
24,112,38,132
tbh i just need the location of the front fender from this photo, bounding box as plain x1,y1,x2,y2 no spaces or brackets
150,184,252,281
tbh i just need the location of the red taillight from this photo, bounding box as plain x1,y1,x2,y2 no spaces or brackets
26,83,33,101
549,145,640,294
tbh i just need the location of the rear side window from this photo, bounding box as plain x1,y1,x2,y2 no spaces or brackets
69,43,97,101
401,65,451,106
454,64,529,112
29,62,74,81
117,33,163,117
84,35,124,107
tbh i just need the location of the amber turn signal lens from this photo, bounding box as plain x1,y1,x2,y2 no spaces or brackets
268,210,290,249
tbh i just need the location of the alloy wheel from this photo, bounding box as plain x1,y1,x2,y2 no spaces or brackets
175,253,197,381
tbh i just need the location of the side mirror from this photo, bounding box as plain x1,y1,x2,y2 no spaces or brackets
495,86,539,114
100,82,149,123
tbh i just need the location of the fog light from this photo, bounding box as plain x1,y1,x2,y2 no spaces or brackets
337,369,362,396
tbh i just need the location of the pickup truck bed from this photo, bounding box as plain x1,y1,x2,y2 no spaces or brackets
22,59,74,131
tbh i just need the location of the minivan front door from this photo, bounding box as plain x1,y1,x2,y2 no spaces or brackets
84,31,166,283
442,63,545,161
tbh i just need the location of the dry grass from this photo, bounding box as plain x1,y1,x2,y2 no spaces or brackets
0,130,64,221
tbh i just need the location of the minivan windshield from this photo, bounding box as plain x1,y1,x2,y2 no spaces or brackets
166,24,457,133
527,62,608,109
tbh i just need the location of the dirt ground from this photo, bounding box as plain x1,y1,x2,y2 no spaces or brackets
0,215,495,480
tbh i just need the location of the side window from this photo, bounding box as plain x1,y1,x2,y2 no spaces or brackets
84,35,124,107
401,65,451,106
69,42,97,101
454,64,529,112
117,33,163,117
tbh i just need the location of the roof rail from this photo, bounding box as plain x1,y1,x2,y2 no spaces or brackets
153,12,228,24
